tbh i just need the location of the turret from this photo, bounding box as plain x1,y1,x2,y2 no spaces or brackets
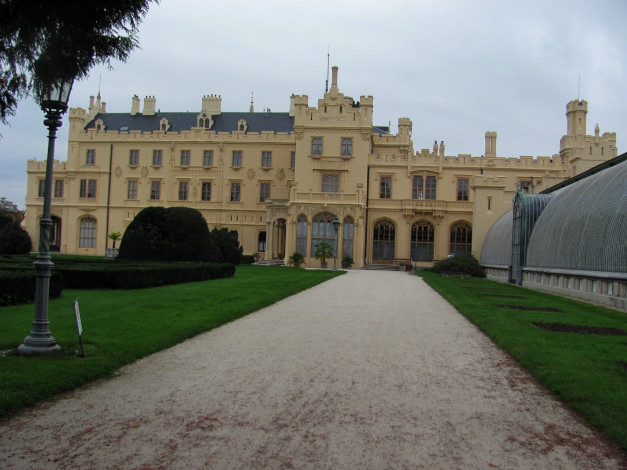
485,131,497,158
566,99,587,136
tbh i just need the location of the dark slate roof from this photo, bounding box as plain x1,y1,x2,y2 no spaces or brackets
373,125,390,135
85,111,294,134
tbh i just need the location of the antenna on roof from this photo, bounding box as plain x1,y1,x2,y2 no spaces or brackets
250,92,254,113
98,71,102,96
325,45,330,93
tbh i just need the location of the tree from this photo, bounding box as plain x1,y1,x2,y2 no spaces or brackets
0,0,159,124
0,196,23,222
0,221,31,254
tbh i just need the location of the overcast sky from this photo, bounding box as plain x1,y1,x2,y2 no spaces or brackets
1,0,625,209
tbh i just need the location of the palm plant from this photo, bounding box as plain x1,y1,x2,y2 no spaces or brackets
288,251,305,268
314,241,334,267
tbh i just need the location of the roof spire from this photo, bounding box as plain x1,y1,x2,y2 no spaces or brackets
249,92,254,112
325,45,330,93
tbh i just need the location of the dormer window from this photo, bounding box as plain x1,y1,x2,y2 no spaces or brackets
159,118,170,133
197,112,212,129
95,119,105,132
238,119,248,132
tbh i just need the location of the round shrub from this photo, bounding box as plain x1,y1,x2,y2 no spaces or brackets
431,253,485,277
118,206,212,262
207,227,243,264
0,222,32,254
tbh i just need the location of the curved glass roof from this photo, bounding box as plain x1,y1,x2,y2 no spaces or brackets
480,210,512,266
526,160,627,273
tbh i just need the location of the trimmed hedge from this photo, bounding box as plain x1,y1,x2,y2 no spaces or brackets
118,206,213,262
0,270,64,307
55,262,235,289
430,253,485,277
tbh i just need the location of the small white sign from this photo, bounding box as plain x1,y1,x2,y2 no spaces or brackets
74,300,83,336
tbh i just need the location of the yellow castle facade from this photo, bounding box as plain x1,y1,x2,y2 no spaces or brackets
24,67,618,268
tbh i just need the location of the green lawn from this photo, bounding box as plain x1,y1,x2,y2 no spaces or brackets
419,271,627,453
0,265,343,417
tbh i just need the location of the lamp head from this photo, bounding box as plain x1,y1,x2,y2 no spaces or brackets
38,80,73,114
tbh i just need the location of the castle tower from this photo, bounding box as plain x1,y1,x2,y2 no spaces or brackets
566,99,587,136
485,131,497,158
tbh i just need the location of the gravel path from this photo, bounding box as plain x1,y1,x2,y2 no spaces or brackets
1,270,624,469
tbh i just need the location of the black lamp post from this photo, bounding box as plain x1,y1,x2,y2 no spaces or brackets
18,80,73,356
332,216,340,271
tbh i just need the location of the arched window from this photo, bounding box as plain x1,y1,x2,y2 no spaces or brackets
342,216,354,258
79,216,97,248
450,222,472,255
296,215,308,256
411,220,434,262
373,219,395,261
311,212,336,257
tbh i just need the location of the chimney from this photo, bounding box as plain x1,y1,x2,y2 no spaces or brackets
143,96,156,116
330,66,339,91
201,94,222,115
131,95,140,115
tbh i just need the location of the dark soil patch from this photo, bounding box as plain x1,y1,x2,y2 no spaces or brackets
497,304,564,312
478,294,527,299
459,286,499,290
619,363,627,372
533,322,627,336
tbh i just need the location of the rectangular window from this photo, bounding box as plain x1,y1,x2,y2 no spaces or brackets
86,149,95,165
54,179,64,198
230,182,241,202
457,178,469,201
322,174,339,193
88,180,97,198
290,151,295,168
180,150,190,166
201,182,211,201
203,150,213,167
232,151,242,167
380,176,391,199
260,182,271,202
38,179,46,197
178,181,189,200
152,150,163,166
487,196,492,211
261,151,272,168
412,176,423,200
425,176,436,200
150,181,161,200
129,149,139,166
519,180,531,193
127,180,138,200
341,138,353,156
80,179,97,198
311,137,323,155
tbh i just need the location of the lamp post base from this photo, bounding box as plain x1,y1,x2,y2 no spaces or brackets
18,336,60,356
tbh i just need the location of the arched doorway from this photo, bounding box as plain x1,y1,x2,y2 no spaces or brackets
411,220,434,262
372,219,395,263
311,212,337,257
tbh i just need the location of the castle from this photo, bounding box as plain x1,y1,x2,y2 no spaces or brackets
23,67,618,268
